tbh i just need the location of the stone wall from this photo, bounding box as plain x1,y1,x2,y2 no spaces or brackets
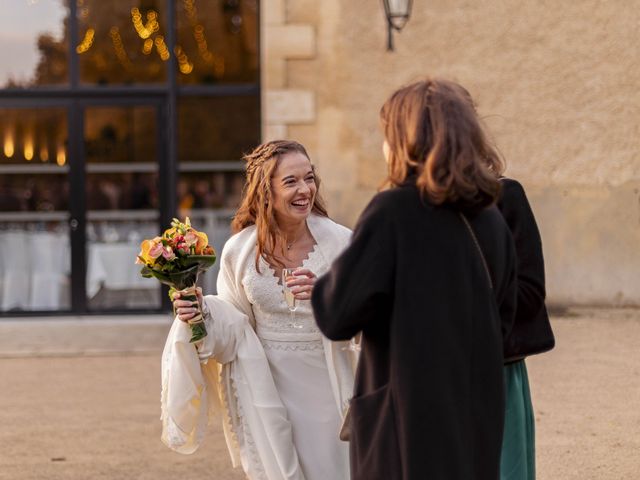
262,0,640,306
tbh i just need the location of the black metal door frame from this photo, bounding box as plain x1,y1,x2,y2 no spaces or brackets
0,95,169,316
73,96,169,314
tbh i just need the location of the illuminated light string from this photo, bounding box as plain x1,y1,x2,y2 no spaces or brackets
182,0,218,69
142,38,154,55
183,0,198,24
154,36,171,61
174,46,194,74
76,28,95,54
193,24,215,65
131,8,160,40
40,146,49,163
110,27,134,70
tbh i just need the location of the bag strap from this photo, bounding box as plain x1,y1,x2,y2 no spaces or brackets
459,213,493,290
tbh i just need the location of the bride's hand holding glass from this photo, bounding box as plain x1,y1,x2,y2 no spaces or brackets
282,268,316,329
283,268,317,301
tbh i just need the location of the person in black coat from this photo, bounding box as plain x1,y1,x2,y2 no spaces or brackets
497,177,555,480
311,78,518,480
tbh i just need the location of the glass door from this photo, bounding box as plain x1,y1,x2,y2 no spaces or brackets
0,105,72,313
82,101,164,311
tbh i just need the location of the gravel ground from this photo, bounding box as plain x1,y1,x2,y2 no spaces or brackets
0,308,638,480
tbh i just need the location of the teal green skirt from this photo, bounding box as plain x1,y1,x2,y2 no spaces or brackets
500,360,536,480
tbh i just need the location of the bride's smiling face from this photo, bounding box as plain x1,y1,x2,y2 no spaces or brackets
271,152,317,225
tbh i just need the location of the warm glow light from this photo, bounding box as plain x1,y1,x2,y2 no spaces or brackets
56,147,66,166
3,131,14,158
183,0,198,24
183,0,215,68
155,36,170,61
40,146,49,162
131,8,160,39
76,28,95,54
24,136,34,161
142,38,153,55
110,27,133,69
193,24,214,64
175,45,193,74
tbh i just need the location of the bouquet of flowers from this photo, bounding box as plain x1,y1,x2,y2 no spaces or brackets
135,217,216,343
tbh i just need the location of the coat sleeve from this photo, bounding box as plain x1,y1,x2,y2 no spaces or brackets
497,230,518,342
216,239,256,328
194,239,255,363
312,195,395,341
497,178,547,322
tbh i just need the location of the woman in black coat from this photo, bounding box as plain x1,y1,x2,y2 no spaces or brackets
311,78,518,480
497,178,555,480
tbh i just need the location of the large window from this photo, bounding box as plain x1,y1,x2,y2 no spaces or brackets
77,1,170,85
0,0,69,88
176,0,259,84
0,108,70,311
0,0,260,315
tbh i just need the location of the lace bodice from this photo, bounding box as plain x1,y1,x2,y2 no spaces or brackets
243,244,328,346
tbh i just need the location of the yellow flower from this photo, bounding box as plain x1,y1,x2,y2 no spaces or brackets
136,238,163,265
163,226,179,239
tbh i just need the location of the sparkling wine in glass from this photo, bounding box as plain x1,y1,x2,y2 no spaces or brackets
282,268,303,329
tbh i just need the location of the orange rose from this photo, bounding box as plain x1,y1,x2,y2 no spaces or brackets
185,228,209,255
192,230,209,254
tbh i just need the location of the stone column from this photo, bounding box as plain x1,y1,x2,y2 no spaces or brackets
261,0,316,140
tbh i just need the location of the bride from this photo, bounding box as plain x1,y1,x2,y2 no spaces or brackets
163,140,356,480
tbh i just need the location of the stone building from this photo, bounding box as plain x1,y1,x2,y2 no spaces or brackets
0,0,636,316
261,0,640,306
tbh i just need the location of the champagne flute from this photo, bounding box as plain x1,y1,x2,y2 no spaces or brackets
282,268,303,329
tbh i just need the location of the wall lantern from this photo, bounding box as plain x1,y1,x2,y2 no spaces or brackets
382,0,413,51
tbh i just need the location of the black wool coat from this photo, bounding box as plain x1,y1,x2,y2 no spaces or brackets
496,178,555,361
312,183,518,480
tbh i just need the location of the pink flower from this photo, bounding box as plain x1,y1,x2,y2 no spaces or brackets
136,239,163,265
162,246,176,261
184,231,198,247
149,242,164,259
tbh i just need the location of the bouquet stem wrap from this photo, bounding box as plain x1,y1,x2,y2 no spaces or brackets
174,285,207,343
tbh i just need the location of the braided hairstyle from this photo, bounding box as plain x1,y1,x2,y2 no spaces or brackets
232,140,328,270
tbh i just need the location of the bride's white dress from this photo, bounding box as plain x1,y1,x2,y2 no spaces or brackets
242,245,349,480
160,216,355,480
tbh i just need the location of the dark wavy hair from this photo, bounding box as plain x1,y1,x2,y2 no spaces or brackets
232,140,328,270
380,78,504,212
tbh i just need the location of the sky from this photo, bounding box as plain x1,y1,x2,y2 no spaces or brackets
0,0,67,84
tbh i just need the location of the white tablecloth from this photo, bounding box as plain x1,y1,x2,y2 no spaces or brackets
0,231,70,311
86,242,157,299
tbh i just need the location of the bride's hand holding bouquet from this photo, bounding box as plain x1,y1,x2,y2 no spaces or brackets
135,217,216,343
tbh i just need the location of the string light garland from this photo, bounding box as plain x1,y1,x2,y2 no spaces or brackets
174,45,194,74
154,36,170,61
76,28,95,54
109,26,133,69
131,8,159,40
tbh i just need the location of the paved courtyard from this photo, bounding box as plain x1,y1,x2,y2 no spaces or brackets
0,308,638,479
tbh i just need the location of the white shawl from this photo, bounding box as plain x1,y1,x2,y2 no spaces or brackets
161,215,355,480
